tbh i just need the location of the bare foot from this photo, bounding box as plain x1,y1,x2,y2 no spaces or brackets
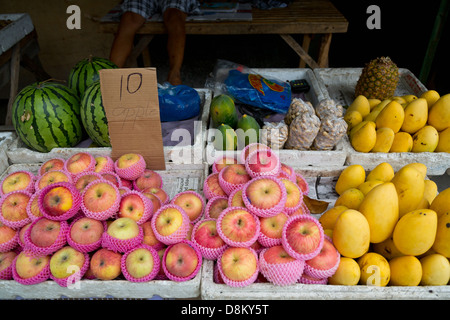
167,70,182,86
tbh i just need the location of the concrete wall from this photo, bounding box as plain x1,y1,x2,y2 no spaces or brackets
0,0,118,90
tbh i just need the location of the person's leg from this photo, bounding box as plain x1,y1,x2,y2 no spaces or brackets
109,11,147,68
163,8,187,85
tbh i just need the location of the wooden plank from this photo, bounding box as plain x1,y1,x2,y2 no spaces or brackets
280,34,319,69
299,34,312,68
317,33,332,68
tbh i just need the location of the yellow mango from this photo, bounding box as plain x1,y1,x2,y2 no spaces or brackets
391,165,425,217
392,209,438,256
392,96,406,104
420,253,450,286
364,99,391,122
371,127,395,153
432,211,450,257
349,120,371,140
401,162,427,179
435,127,450,152
430,187,450,218
423,179,438,204
389,256,422,286
372,236,404,260
344,110,362,130
328,257,361,285
347,95,370,118
428,93,450,131
375,100,405,133
402,94,418,103
416,196,430,209
351,121,377,153
358,182,399,243
335,164,366,195
389,132,413,152
401,98,428,134
318,205,348,230
357,179,384,196
420,90,440,108
368,99,381,110
357,252,390,286
366,162,394,182
332,209,370,259
411,125,439,152
335,188,365,210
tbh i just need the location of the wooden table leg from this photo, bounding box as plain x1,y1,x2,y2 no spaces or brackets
5,43,21,127
318,33,332,68
126,34,154,67
299,34,311,68
280,34,319,69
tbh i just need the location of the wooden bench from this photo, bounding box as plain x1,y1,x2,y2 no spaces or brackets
99,0,348,69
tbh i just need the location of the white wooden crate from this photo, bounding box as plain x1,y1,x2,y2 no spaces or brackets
204,68,348,168
314,68,450,175
0,131,16,175
6,89,211,168
200,166,450,300
0,162,207,300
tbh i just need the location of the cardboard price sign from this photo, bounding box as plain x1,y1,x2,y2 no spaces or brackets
99,68,166,170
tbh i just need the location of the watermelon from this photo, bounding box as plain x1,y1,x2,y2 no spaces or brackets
68,56,117,98
80,81,110,147
11,81,83,152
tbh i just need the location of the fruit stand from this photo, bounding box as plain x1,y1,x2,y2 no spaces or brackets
0,42,449,301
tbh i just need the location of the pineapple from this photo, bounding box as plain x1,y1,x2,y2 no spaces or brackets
355,57,399,100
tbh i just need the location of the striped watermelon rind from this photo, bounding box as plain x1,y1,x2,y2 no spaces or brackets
12,81,83,153
80,81,111,147
68,56,117,98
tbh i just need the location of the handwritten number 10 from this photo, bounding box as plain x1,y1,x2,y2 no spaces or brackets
120,72,143,100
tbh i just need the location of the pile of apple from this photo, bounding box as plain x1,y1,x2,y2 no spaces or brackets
198,143,341,287
0,151,207,286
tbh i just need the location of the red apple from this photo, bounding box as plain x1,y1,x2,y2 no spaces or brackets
245,149,280,177
142,187,168,204
65,152,94,176
115,153,146,180
219,247,258,284
171,191,204,223
241,143,270,164
94,156,114,173
133,169,162,191
101,172,122,188
1,191,31,224
142,192,162,214
221,164,251,186
116,153,141,169
259,212,289,244
0,251,17,274
280,163,295,180
228,188,246,208
82,181,120,215
244,177,284,211
123,246,159,280
39,158,65,176
282,215,324,260
163,241,200,280
152,205,189,241
69,217,104,245
27,191,43,220
1,171,34,195
193,219,226,250
106,217,140,240
141,221,163,249
41,185,75,217
281,178,302,213
74,172,102,193
204,173,227,199
36,170,71,190
304,237,340,277
0,222,17,245
213,155,238,173
14,250,50,279
118,193,147,223
205,196,228,219
29,218,61,248
263,245,297,264
295,173,310,195
217,208,259,246
89,248,122,280
18,222,32,247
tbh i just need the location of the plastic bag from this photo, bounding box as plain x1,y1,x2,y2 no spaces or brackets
284,98,314,125
284,112,321,150
260,121,289,150
205,59,291,114
313,117,348,150
158,83,201,122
